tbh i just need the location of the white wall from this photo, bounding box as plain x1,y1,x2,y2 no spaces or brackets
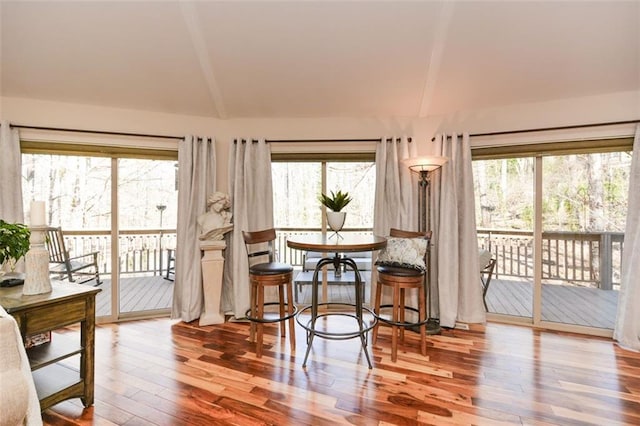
3,89,639,191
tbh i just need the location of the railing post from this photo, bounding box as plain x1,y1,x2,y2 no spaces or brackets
600,232,613,290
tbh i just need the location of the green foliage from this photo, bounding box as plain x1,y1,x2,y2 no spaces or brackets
0,220,31,270
318,190,353,212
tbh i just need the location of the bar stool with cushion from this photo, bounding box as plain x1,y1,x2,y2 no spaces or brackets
242,228,297,358
372,228,430,362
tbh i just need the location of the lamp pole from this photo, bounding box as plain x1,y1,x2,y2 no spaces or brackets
418,170,430,233
404,155,448,335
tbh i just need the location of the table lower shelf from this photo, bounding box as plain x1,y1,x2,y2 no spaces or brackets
32,362,84,410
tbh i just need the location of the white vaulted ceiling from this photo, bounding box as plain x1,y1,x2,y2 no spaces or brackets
1,1,639,119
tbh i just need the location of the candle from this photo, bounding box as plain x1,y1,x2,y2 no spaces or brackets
30,200,46,226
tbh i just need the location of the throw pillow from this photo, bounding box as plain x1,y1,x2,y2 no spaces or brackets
376,237,428,271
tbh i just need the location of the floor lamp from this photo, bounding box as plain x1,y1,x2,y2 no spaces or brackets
403,155,448,334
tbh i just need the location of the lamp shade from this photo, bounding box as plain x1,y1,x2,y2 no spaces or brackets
403,155,449,172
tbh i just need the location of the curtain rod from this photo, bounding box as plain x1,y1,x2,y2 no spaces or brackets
262,137,412,143
431,119,640,141
8,124,184,141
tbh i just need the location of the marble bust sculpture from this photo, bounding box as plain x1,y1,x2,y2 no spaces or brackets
197,192,233,241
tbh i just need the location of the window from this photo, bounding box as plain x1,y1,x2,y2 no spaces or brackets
272,160,376,231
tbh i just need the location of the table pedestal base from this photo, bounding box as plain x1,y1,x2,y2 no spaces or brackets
296,255,376,369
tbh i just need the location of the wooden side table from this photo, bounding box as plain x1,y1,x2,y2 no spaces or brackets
0,282,101,410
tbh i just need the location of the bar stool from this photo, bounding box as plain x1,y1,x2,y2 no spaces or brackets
372,228,430,362
242,228,297,358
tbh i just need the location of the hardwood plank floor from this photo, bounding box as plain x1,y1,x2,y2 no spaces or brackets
42,317,640,425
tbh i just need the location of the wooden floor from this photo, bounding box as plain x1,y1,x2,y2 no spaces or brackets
95,275,173,317
487,278,618,329
42,317,640,425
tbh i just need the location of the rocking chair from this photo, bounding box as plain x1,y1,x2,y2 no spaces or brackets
45,227,102,286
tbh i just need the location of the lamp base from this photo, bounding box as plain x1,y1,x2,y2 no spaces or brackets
23,226,52,295
408,318,441,335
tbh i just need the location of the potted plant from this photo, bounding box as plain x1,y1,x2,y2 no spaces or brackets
318,190,352,232
0,220,31,278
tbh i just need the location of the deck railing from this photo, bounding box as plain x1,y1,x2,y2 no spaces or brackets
477,229,624,290
60,227,623,290
61,229,177,277
274,228,374,267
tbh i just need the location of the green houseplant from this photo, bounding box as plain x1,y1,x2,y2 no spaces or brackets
0,220,31,274
318,190,352,233
318,190,352,212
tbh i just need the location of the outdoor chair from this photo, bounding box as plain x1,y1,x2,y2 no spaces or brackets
45,227,102,286
479,249,496,311
164,249,175,281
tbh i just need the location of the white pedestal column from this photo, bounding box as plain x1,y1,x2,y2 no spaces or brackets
199,240,226,326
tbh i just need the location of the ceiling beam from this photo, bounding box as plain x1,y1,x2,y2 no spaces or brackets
418,1,455,118
179,2,227,119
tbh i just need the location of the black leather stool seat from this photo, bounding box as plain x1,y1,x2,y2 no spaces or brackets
377,265,423,277
249,262,293,276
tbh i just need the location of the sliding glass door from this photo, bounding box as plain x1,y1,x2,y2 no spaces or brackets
474,157,535,320
473,143,631,334
541,152,628,329
22,151,177,321
117,159,177,316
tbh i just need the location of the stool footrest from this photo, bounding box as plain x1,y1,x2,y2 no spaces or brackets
245,302,298,324
374,304,430,328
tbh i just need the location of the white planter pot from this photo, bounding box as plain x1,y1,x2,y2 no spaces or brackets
327,211,346,232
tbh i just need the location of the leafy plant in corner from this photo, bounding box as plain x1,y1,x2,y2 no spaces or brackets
0,220,31,272
318,190,353,212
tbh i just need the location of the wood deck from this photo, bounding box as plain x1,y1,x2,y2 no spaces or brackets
94,273,618,330
295,272,618,330
95,275,173,317
486,278,618,329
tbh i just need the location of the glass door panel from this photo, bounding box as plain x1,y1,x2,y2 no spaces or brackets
117,159,177,316
473,158,535,318
22,154,113,317
326,162,376,229
272,162,322,230
541,152,628,329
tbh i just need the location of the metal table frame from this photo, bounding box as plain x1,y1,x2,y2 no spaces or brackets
287,235,386,369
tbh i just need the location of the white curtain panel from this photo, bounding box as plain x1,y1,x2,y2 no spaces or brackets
614,125,640,351
171,136,216,322
0,122,24,223
373,136,417,306
432,133,485,328
373,136,417,236
227,139,274,319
